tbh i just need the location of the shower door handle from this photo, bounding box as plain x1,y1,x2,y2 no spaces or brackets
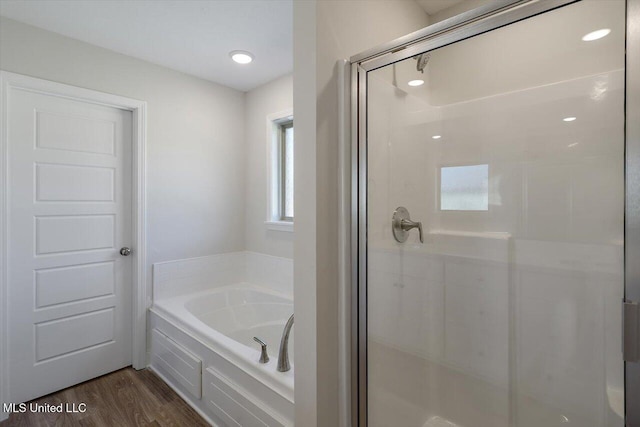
392,207,424,243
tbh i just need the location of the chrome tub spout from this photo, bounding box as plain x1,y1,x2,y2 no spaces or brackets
277,314,294,372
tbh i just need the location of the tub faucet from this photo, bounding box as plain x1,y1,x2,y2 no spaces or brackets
277,314,294,372
253,337,269,364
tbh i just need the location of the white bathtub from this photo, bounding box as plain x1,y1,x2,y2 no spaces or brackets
150,283,294,426
184,287,294,363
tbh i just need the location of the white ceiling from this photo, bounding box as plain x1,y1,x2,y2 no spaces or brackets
0,0,293,92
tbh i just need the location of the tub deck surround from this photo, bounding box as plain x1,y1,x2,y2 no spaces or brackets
150,252,294,426
185,287,295,363
151,285,294,400
153,251,293,300
150,289,294,427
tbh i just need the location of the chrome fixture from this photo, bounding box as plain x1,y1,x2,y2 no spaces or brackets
413,52,431,73
253,337,269,363
392,207,423,243
119,247,131,256
277,314,294,372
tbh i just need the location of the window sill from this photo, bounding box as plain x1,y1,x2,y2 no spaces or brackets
265,220,294,233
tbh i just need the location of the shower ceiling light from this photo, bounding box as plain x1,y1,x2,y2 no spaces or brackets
432,135,442,139
230,51,254,64
563,117,577,122
408,79,424,87
582,29,611,41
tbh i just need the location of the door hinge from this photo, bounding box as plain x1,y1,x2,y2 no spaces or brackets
624,300,640,363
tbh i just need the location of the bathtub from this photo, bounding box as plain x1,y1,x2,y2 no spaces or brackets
149,284,294,426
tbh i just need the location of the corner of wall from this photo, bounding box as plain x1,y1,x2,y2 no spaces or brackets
310,1,430,426
293,0,318,425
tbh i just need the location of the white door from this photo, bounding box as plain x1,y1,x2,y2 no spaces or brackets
7,85,133,404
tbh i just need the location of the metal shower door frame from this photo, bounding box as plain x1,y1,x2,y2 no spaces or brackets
350,0,640,426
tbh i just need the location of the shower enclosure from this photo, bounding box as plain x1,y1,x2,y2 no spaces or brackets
350,0,639,426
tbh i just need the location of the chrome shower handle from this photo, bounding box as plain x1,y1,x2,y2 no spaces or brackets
401,218,423,243
392,207,424,244
253,337,269,363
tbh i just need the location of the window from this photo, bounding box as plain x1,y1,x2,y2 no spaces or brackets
279,120,294,221
440,164,489,211
266,112,294,232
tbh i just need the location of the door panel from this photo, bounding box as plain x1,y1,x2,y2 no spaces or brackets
364,1,626,426
8,88,132,403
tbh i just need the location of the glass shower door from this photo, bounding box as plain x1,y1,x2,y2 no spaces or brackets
364,1,626,426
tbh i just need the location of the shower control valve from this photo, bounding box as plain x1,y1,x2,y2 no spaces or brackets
392,207,424,243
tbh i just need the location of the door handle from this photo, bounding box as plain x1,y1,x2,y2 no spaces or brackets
392,207,424,243
119,247,131,256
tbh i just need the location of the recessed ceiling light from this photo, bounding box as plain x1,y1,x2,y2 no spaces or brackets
408,79,424,87
432,135,442,139
230,51,254,64
563,117,577,122
567,142,579,148
582,28,611,41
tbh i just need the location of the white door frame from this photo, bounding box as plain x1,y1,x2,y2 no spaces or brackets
0,71,148,420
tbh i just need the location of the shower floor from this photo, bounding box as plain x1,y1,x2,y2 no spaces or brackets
368,340,596,427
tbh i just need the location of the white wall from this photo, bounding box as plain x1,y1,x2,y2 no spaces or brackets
245,74,294,259
293,2,430,426
0,16,246,308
